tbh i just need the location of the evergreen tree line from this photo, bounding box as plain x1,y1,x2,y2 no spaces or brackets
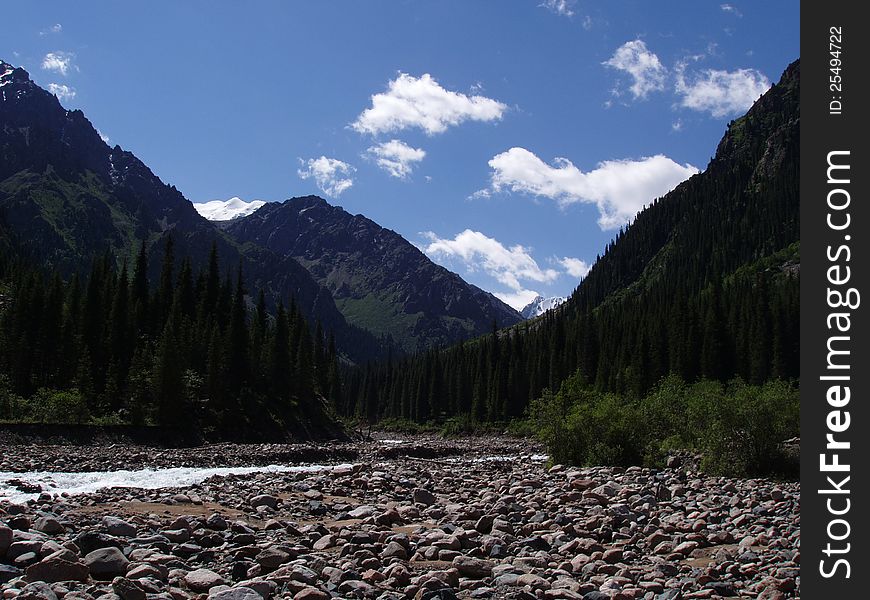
0,237,342,438
342,65,800,423
342,259,798,423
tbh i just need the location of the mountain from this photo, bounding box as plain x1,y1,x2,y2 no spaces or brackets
346,59,800,421
520,295,567,319
194,197,266,221
223,196,523,353
0,60,377,361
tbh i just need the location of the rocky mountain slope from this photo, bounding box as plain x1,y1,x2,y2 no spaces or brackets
223,196,522,353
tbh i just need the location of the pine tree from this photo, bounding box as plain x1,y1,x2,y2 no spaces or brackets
131,240,149,334
295,322,315,403
223,263,250,401
268,301,292,406
152,302,185,424
106,260,131,410
251,289,268,392
156,235,175,327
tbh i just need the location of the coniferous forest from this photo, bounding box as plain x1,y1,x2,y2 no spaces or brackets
0,238,342,439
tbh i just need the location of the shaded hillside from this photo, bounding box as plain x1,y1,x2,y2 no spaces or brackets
0,60,380,362
224,196,522,353
345,59,800,421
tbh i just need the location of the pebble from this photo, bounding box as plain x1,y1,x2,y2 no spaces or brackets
0,435,800,599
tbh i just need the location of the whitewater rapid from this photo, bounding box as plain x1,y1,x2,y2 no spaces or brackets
0,463,355,504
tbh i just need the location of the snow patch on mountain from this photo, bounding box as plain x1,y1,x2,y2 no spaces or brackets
520,295,566,319
194,197,266,221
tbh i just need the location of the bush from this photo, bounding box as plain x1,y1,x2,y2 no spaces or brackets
528,371,799,477
529,372,647,467
0,374,26,421
700,379,799,476
25,388,91,424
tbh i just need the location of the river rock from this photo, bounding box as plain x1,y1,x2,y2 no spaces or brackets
8,515,31,531
84,547,130,577
74,532,123,555
33,517,64,535
209,587,261,600
249,495,278,509
112,576,147,600
0,525,12,555
293,588,330,600
185,568,226,592
451,556,493,578
25,556,89,583
255,547,290,571
413,488,437,506
312,534,336,550
382,541,409,560
102,517,137,538
1,564,24,583
8,540,44,561
17,582,59,600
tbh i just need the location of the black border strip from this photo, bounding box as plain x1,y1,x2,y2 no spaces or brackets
800,1,869,596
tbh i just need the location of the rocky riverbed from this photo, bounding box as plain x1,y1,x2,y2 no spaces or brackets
0,435,799,600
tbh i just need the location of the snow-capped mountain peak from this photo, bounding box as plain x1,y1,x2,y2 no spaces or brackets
194,197,266,221
520,295,567,319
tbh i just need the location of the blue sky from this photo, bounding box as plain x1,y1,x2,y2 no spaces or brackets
3,1,799,310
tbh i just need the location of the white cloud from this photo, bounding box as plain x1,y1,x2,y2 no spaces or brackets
297,156,356,197
367,139,426,179
675,67,770,118
421,229,559,309
481,147,698,229
720,4,742,17
41,51,76,76
541,0,575,17
97,129,110,144
39,24,63,36
351,73,507,136
47,83,75,101
603,40,667,100
559,257,591,279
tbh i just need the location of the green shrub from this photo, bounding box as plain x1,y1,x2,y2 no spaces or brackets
700,378,799,476
26,388,91,424
0,374,25,421
528,370,799,478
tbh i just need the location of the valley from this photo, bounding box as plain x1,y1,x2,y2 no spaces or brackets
0,11,802,598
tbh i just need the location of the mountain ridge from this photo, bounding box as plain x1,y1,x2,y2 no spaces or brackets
223,195,523,353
